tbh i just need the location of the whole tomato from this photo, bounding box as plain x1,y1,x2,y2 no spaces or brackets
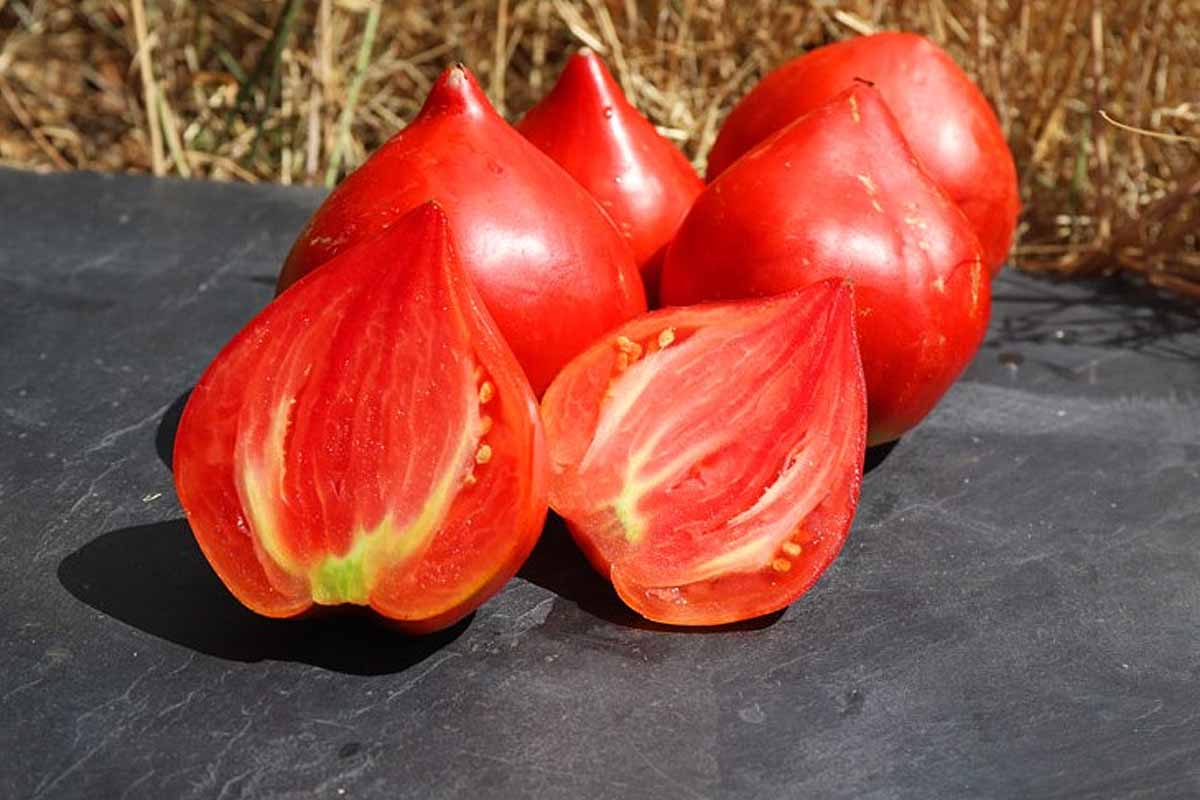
662,85,990,445
706,32,1019,274
176,204,548,633
278,65,646,394
517,49,704,302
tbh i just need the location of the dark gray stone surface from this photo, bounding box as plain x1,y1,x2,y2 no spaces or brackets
2,167,1199,799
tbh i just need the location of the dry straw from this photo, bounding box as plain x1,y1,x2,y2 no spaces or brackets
1,1,1197,295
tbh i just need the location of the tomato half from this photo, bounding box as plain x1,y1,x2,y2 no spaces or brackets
706,32,1019,274
540,279,866,626
662,85,990,446
277,65,646,395
174,203,548,634
516,49,704,301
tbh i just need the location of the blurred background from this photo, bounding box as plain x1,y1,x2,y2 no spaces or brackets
0,0,1197,294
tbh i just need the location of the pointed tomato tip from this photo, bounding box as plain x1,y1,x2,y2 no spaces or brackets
841,81,880,105
425,63,494,118
799,277,855,319
560,47,620,103
409,198,449,225
402,200,454,248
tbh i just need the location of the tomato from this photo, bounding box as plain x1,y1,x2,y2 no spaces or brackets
175,203,548,634
661,85,990,446
516,49,704,302
277,65,646,395
706,32,1019,274
540,279,866,626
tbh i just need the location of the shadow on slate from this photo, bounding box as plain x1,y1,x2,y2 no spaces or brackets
988,273,1200,360
57,518,469,676
863,439,899,474
156,387,192,471
518,513,785,633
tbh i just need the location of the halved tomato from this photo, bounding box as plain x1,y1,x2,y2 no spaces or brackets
174,203,548,634
540,279,866,626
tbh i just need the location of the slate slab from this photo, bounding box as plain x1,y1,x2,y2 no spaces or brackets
2,168,1199,799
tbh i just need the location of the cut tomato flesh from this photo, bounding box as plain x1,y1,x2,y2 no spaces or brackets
174,203,547,631
541,279,866,625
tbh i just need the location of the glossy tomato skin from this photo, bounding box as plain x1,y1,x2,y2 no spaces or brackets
541,279,866,626
277,66,645,395
662,85,990,446
516,49,704,301
176,203,548,633
706,32,1019,273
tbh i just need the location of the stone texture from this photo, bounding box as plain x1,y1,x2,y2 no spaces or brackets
2,168,1199,799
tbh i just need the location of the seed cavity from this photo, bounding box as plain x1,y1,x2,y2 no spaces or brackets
616,335,643,360
475,444,493,465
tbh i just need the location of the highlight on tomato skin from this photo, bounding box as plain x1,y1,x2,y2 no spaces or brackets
173,202,548,634
276,64,646,395
662,84,991,447
516,49,704,302
540,279,867,626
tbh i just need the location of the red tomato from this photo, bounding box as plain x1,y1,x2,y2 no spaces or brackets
706,32,1019,274
541,279,866,626
661,85,990,446
277,65,646,395
516,49,704,301
175,203,548,634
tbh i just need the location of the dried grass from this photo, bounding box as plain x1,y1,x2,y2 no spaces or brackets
1,1,1198,294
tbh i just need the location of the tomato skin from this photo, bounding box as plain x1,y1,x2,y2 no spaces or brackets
541,279,866,626
175,203,548,633
662,85,990,446
706,32,1019,273
516,49,704,302
277,65,646,395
